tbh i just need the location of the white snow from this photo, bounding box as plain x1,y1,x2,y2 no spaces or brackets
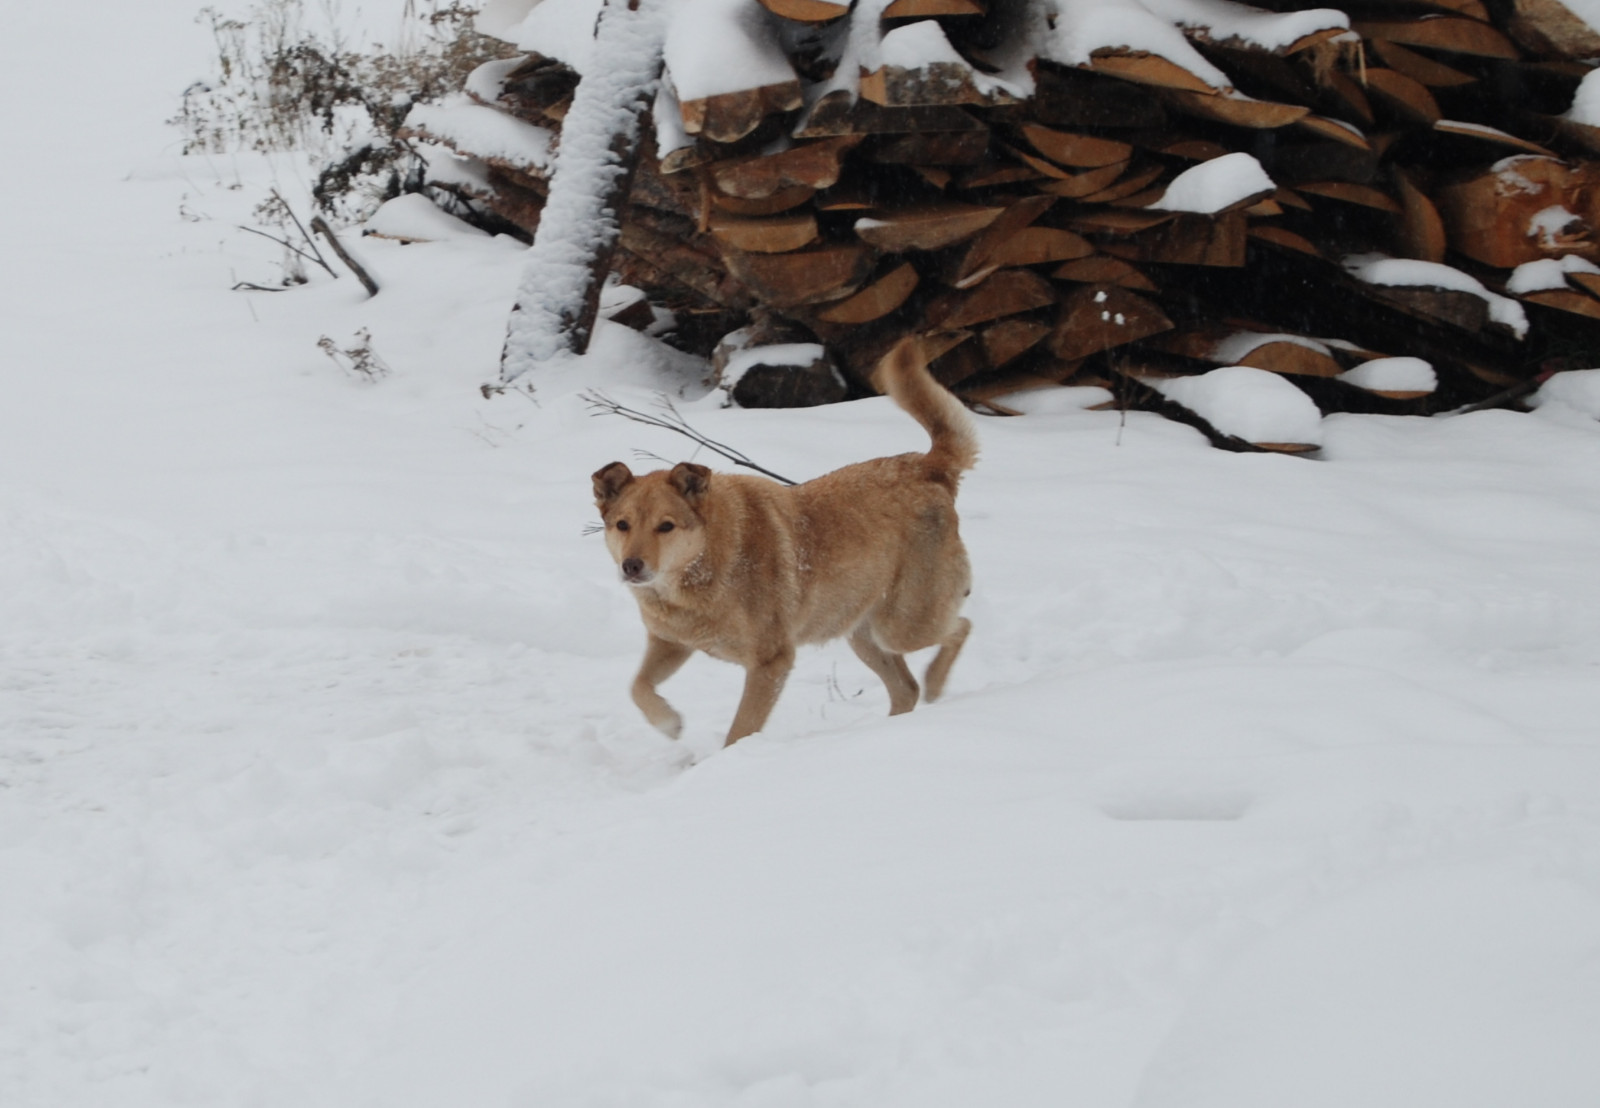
1039,0,1234,91
365,193,491,242
1338,356,1437,393
723,342,827,384
1435,118,1524,142
1506,254,1600,295
1149,365,1325,444
1139,0,1348,51
497,0,608,72
1149,151,1274,213
1529,204,1582,246
462,54,526,104
664,0,795,102
1563,65,1600,126
1491,154,1554,195
8,4,1600,1107
1343,253,1530,339
1531,368,1600,418
475,0,541,39
401,96,555,173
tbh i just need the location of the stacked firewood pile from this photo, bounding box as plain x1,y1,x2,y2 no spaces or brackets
404,0,1600,449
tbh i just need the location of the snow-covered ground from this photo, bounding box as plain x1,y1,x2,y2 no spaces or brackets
5,4,1600,1106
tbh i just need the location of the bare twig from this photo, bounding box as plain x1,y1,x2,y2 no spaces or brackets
234,224,333,277
270,188,335,275
582,390,798,485
311,216,381,297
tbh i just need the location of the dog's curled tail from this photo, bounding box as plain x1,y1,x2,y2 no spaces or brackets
873,338,979,487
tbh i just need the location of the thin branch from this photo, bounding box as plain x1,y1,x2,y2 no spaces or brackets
270,188,334,275
582,390,798,485
234,224,335,276
311,216,381,297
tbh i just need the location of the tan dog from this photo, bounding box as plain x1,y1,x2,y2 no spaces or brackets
592,338,978,745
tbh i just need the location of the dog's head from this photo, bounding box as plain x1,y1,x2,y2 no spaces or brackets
592,460,711,587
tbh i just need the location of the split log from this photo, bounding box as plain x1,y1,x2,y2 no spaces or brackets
855,203,1005,252
815,262,920,324
1052,256,1158,290
926,269,1056,329
1051,286,1174,361
981,318,1053,367
680,81,804,144
708,136,865,198
720,243,876,308
756,0,849,22
1019,123,1133,168
1352,17,1520,59
708,211,820,253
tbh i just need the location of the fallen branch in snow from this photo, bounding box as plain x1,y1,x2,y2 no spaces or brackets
310,217,381,297
582,390,797,485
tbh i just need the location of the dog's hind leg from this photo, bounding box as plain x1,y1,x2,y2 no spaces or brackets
922,617,970,703
725,648,795,745
849,623,919,715
633,633,693,738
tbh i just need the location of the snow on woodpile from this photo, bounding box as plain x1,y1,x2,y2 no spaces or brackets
1564,68,1600,126
1507,255,1600,295
401,98,555,174
1138,0,1349,50
1531,368,1600,417
1337,357,1438,395
493,0,607,73
1212,331,1332,364
663,0,794,103
1343,255,1530,339
1149,152,1274,214
365,194,491,242
464,56,527,104
1151,366,1324,446
1039,0,1233,90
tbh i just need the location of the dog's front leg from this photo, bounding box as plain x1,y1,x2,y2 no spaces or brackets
633,633,693,738
725,649,794,745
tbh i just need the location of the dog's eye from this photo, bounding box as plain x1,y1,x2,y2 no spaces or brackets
656,521,675,533
615,520,630,532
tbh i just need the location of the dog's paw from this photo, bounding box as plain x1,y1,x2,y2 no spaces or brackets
654,710,684,741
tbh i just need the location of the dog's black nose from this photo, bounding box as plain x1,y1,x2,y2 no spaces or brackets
622,557,644,579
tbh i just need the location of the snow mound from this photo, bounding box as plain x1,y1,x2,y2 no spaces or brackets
1139,0,1349,50
1338,356,1437,393
402,97,554,174
1133,868,1600,1108
1151,152,1274,214
722,342,826,388
498,0,606,72
1039,0,1233,91
1150,366,1323,445
1531,368,1600,418
364,194,489,242
1343,254,1529,339
463,55,526,104
1507,255,1600,295
1564,66,1600,127
664,0,794,102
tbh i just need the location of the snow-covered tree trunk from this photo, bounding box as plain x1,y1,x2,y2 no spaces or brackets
498,0,669,383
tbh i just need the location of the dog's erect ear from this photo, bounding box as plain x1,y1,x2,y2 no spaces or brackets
668,462,711,504
592,461,634,505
